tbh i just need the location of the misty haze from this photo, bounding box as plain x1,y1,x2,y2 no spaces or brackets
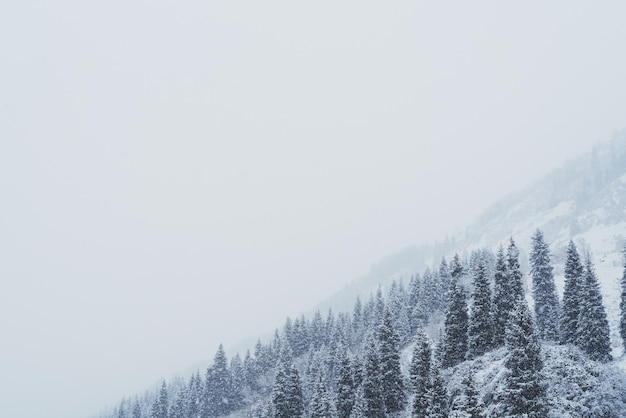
2,1,626,418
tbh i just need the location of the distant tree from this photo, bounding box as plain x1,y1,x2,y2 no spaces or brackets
349,385,367,418
132,399,142,418
311,310,325,350
436,257,452,312
408,273,427,332
427,364,448,418
271,360,304,418
529,229,560,342
187,371,202,418
450,253,464,279
502,298,546,418
388,280,411,346
117,402,127,418
310,372,336,418
230,353,246,396
169,387,188,418
621,246,626,353
467,258,493,359
204,344,240,416
461,370,482,418
410,329,432,418
293,315,310,356
577,254,612,362
361,337,385,418
150,382,168,418
441,276,469,368
352,296,364,347
374,287,386,326
492,246,510,348
507,238,525,302
560,241,585,345
378,309,406,414
336,347,355,418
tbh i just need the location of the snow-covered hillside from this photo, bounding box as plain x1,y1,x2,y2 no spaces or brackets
99,132,626,418
323,131,626,353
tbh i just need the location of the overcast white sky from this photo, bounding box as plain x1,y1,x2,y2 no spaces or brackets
1,1,626,417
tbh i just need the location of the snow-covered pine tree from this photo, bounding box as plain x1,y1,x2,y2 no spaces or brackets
378,308,406,414
621,245,626,352
361,337,385,418
529,229,560,342
502,298,546,418
467,257,493,359
116,402,126,418
311,310,325,350
349,385,367,418
352,296,364,347
271,360,304,418
293,315,311,356
560,240,585,345
492,245,510,348
187,371,202,418
436,257,452,312
421,268,438,315
204,344,240,416
464,370,481,418
151,382,168,418
408,273,427,334
310,372,336,418
410,329,432,418
132,400,142,418
577,253,612,362
507,237,524,303
427,363,448,418
230,353,246,403
441,276,469,368
169,387,188,418
388,279,411,346
336,347,355,418
450,253,464,279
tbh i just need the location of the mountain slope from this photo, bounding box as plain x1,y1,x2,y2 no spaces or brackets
97,131,626,418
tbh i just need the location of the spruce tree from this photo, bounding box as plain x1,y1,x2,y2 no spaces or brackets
450,253,464,279
205,344,239,416
410,329,432,418
441,276,469,368
336,347,355,418
169,388,188,418
507,238,525,302
529,229,560,342
132,400,142,418
310,372,335,418
361,337,385,418
117,402,127,418
502,298,546,418
467,258,493,359
378,309,406,414
459,369,481,418
151,382,168,418
492,246,511,348
577,254,612,362
408,273,426,334
560,241,585,345
621,246,626,353
436,257,452,312
349,385,367,418
187,371,202,418
427,364,448,418
271,361,304,418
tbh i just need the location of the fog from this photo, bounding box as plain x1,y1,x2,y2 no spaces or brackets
1,1,625,417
